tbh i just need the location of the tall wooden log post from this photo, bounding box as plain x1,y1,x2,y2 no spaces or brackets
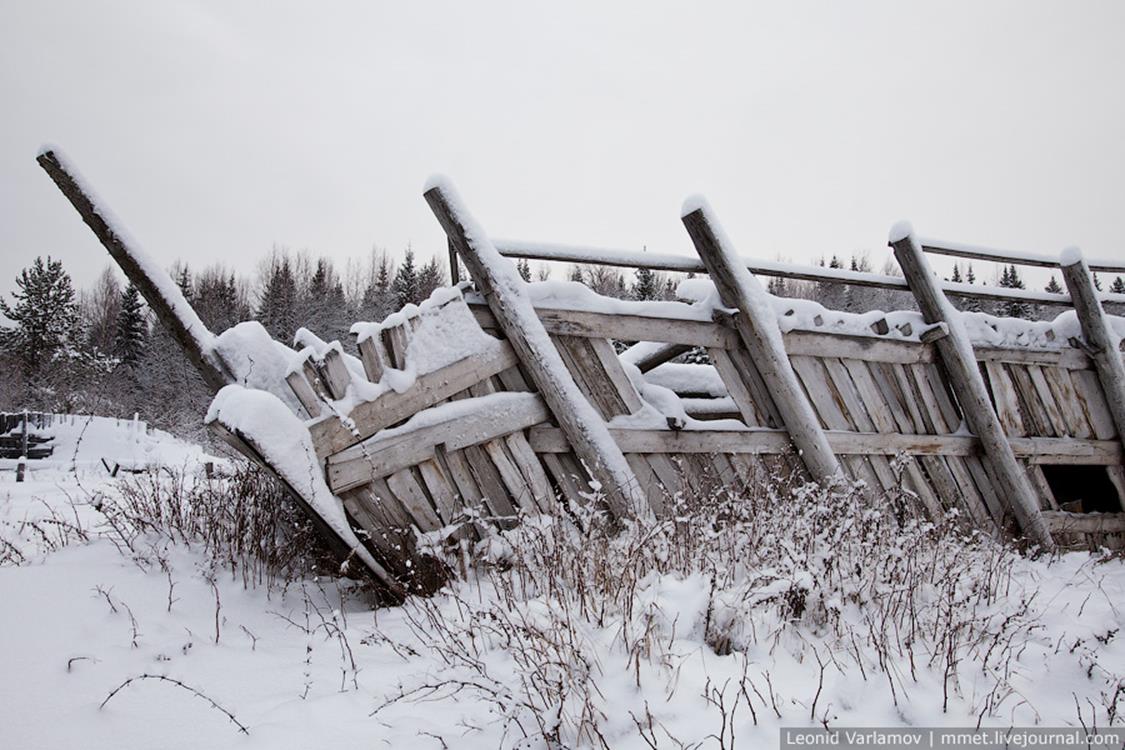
889,224,1055,549
424,179,651,520
680,198,842,484
36,149,231,391
1060,248,1125,446
35,148,403,590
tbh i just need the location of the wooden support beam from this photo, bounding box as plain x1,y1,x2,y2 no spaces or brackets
889,223,1054,549
424,178,649,519
680,198,842,483
36,149,231,391
1060,248,1125,445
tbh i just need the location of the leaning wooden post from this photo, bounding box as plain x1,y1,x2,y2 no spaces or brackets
889,223,1054,549
423,177,650,520
36,149,231,391
1060,247,1125,445
680,197,842,483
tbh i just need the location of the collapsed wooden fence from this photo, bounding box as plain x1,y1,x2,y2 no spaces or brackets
37,149,1125,594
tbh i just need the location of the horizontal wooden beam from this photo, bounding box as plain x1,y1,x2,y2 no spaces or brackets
1041,510,1125,534
526,426,1122,463
492,238,1104,307
308,341,520,460
325,393,551,493
921,238,1125,275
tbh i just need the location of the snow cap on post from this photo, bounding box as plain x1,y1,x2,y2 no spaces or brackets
1060,246,1084,268
888,220,915,245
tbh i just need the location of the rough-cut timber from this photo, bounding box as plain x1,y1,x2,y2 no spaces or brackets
36,150,231,391
681,200,842,484
1061,250,1125,446
890,224,1055,549
424,179,649,519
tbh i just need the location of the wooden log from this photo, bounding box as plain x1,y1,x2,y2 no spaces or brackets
631,342,694,373
681,200,841,483
424,180,648,519
285,370,323,419
889,224,1054,548
36,150,231,390
1061,249,1125,444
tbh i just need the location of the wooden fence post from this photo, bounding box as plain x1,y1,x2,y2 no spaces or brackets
424,178,650,520
889,223,1055,549
680,198,842,484
1060,248,1125,445
36,149,231,391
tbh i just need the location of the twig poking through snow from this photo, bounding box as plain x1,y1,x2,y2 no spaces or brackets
99,673,250,735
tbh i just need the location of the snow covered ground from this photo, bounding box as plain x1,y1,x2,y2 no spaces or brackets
2,420,1123,748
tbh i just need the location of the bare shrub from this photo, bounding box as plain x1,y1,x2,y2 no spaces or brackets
93,462,337,588
371,470,1119,746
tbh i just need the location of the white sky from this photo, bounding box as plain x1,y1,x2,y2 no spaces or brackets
2,0,1124,293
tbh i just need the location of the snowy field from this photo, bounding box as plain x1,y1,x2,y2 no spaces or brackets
2,418,1124,749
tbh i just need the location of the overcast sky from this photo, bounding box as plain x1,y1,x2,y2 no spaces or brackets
3,0,1124,295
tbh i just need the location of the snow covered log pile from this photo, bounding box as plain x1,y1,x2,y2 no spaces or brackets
37,150,1125,595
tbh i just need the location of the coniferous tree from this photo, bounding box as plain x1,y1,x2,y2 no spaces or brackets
1093,272,1103,291
114,283,148,366
950,264,963,283
516,259,532,283
416,256,445,302
258,255,299,342
1044,276,1063,295
359,252,395,322
998,264,1029,318
1111,276,1125,295
631,266,659,301
961,264,983,313
391,248,418,310
0,256,80,375
568,265,585,283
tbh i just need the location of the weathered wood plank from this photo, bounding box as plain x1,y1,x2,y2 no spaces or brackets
682,202,840,483
385,468,442,532
321,348,352,400
326,392,550,493
1062,251,1125,447
285,370,323,418
707,347,765,427
1041,510,1125,534
891,226,1053,548
357,336,386,383
310,341,521,459
426,182,647,519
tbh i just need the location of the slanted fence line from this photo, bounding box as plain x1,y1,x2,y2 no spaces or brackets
36,148,1125,594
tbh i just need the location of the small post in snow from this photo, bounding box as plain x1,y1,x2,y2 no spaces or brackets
20,410,29,461
890,223,1055,550
680,199,842,485
1060,247,1125,447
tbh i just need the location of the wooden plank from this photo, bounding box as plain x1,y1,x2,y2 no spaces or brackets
503,432,555,512
632,342,694,373
433,445,486,516
841,359,898,433
310,341,520,459
426,183,647,519
1027,464,1061,511
626,455,667,517
326,393,550,493
320,348,352,400
1071,370,1117,439
416,459,468,531
1041,366,1092,439
525,424,1122,462
822,357,876,432
1008,364,1051,437
889,363,930,433
541,452,592,507
553,335,641,419
868,362,917,433
357,336,386,383
1041,511,1125,534
890,227,1053,548
682,203,840,483
1027,365,1069,438
460,443,519,519
707,347,765,427
385,468,442,532
784,330,931,365
790,356,850,431
469,301,738,349
483,438,541,514
285,370,323,418
1062,252,1125,447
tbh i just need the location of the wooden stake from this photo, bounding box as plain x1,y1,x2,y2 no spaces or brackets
424,180,649,519
1060,249,1125,447
889,224,1054,549
36,150,231,391
680,200,842,483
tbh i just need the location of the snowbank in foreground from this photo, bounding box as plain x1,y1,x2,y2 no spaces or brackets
2,463,1123,748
